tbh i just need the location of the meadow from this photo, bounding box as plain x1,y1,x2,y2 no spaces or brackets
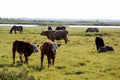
0,26,120,80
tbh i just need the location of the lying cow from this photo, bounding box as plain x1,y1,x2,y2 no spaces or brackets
98,45,114,53
40,41,61,68
95,35,105,51
40,30,69,44
12,40,39,64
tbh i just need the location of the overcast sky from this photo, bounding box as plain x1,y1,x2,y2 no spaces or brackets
0,0,120,20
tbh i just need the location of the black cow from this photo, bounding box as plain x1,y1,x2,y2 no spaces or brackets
98,45,114,53
56,26,66,30
48,26,52,30
95,35,105,51
86,28,99,32
10,25,23,34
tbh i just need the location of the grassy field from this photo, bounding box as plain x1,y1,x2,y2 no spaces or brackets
0,26,120,80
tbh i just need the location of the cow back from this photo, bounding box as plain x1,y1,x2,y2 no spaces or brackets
86,28,99,32
40,41,53,55
13,40,33,56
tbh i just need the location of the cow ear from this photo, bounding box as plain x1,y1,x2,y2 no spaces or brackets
58,44,61,47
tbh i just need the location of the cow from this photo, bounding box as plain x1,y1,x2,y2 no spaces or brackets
98,45,114,53
56,26,66,30
40,41,61,68
40,30,69,44
12,40,39,64
10,25,23,34
86,28,99,32
95,35,105,51
48,26,52,30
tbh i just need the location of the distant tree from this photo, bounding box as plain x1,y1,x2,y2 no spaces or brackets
96,20,99,22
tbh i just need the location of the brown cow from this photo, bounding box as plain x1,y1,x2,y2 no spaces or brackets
40,30,69,44
12,40,39,64
40,41,61,68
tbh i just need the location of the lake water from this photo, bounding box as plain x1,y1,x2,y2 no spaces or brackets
69,25,120,28
0,24,38,27
0,24,120,28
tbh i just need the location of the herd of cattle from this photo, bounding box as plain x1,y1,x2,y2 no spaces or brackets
10,25,114,68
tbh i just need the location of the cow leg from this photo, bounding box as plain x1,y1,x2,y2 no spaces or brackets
19,31,21,33
64,37,68,44
65,39,67,44
12,48,16,64
51,55,55,66
47,55,51,68
19,54,23,64
24,55,28,64
21,29,23,33
96,45,100,51
14,30,16,34
41,54,44,68
25,57,28,64
52,58,55,66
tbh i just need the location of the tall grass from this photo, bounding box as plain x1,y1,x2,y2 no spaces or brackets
0,26,120,80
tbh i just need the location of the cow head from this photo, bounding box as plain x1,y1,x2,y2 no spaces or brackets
32,44,39,53
52,42,61,53
40,31,46,35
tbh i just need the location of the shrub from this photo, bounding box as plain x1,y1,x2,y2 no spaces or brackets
0,68,36,80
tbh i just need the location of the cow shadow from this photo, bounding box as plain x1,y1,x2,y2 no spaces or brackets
0,63,23,68
0,63,44,72
0,64,8,68
27,65,44,71
55,66,66,70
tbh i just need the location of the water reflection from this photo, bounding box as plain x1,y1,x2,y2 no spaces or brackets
0,24,38,27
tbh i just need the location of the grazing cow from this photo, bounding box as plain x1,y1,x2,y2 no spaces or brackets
12,40,39,64
10,25,23,34
86,28,99,32
95,35,105,51
40,30,69,44
98,45,114,53
40,41,61,68
56,26,66,30
48,26,52,30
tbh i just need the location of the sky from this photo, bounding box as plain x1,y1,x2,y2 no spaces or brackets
0,0,120,20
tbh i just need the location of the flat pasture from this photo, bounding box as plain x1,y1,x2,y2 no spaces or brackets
0,26,120,80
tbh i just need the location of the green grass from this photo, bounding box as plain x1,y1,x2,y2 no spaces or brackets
0,26,120,80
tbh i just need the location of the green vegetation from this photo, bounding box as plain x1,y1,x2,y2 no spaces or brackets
0,18,120,26
0,26,120,80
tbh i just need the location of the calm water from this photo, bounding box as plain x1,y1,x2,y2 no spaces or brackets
69,25,120,28
0,24,120,28
0,24,38,27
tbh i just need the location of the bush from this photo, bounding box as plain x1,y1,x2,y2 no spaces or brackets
0,68,36,80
